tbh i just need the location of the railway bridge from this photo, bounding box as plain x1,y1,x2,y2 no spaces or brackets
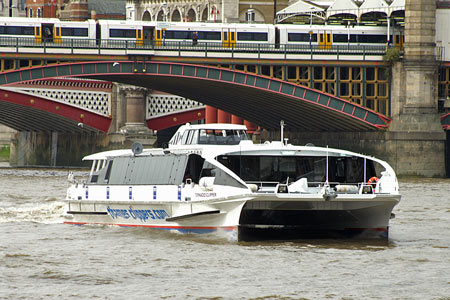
0,0,448,176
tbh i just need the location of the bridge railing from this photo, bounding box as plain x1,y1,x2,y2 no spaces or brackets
0,37,391,59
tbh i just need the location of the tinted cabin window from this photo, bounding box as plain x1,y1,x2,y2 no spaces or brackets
88,155,189,185
201,161,246,188
198,129,249,145
217,155,377,185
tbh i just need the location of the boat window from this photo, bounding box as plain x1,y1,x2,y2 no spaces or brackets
181,130,190,145
200,161,246,188
104,160,113,182
183,154,204,183
217,155,378,185
198,129,249,145
87,154,189,185
186,130,198,145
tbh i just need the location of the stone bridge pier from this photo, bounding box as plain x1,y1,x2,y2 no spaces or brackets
387,0,446,177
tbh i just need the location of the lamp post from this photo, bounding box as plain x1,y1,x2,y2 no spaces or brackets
387,16,390,45
347,20,350,48
10,3,16,17
309,7,314,48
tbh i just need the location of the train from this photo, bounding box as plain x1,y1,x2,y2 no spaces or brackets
0,17,404,49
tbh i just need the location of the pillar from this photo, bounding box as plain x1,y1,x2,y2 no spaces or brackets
244,120,258,133
388,0,446,177
217,109,231,123
221,0,238,23
205,106,217,124
120,86,151,134
231,115,243,124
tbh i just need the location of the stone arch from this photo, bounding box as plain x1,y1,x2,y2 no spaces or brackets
156,10,165,21
171,9,181,22
239,8,265,23
201,7,208,21
187,8,196,22
142,10,151,21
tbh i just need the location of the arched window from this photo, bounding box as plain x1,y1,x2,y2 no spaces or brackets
37,7,41,18
187,8,196,22
171,9,181,22
29,8,33,18
142,11,151,21
157,10,165,21
201,8,208,21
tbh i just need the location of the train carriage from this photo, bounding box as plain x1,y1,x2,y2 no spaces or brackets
277,24,403,50
0,17,95,45
97,20,155,47
0,17,405,53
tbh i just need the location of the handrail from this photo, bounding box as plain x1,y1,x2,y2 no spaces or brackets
0,36,395,58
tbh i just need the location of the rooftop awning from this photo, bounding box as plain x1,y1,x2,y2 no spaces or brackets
276,0,405,23
276,0,325,23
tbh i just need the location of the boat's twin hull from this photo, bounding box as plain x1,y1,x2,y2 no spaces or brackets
64,194,400,241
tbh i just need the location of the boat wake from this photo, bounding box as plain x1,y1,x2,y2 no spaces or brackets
0,200,65,224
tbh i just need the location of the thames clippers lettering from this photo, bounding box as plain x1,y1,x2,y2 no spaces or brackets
195,192,217,197
107,206,169,221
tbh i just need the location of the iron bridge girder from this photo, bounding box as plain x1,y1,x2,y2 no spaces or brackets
0,61,391,132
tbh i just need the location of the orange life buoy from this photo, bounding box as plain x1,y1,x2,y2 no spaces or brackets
368,176,379,185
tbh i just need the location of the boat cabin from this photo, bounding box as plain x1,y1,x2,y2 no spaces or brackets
169,123,250,147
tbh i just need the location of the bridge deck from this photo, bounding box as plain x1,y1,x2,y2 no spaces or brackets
0,61,390,132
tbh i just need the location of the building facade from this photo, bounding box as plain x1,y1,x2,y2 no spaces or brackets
125,0,288,24
0,0,26,17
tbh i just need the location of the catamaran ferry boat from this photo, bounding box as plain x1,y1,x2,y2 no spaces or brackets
64,123,401,241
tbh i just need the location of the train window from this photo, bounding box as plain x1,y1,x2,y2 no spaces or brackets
110,29,136,38
164,30,190,39
288,33,317,42
61,28,88,37
333,34,358,43
333,34,347,43
355,34,386,44
198,31,221,40
237,32,267,41
0,26,34,35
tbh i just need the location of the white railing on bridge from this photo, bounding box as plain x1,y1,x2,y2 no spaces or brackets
0,37,391,61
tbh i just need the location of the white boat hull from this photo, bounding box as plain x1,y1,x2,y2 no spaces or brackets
64,193,399,241
64,197,248,238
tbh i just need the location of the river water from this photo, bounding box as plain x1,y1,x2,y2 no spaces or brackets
0,167,449,300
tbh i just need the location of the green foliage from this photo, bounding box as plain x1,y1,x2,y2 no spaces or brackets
382,47,402,81
383,47,402,64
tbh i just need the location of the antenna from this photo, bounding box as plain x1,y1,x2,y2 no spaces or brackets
280,120,285,142
131,141,143,156
325,145,329,185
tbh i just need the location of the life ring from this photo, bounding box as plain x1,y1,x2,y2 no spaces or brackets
368,176,379,185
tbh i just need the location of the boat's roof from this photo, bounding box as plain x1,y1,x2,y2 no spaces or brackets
178,123,247,130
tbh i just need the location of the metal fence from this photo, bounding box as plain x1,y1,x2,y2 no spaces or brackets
0,37,391,59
